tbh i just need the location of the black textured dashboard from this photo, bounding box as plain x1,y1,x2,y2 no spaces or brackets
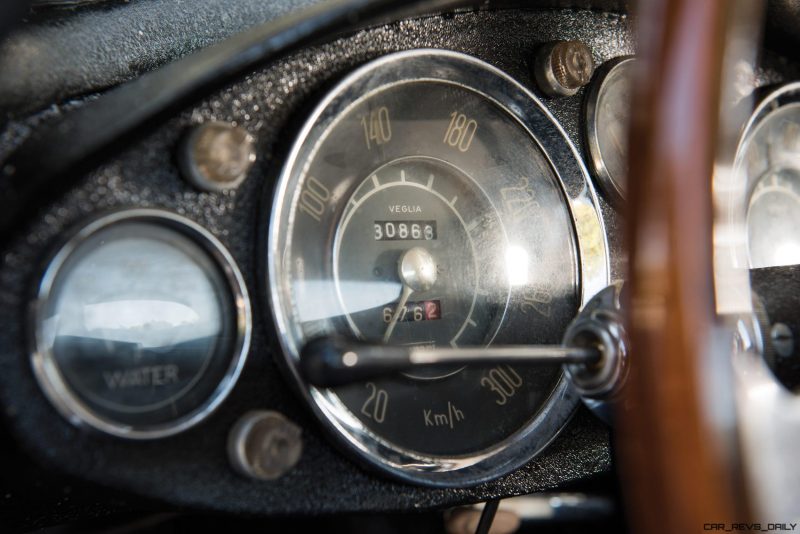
0,0,326,117
0,6,631,517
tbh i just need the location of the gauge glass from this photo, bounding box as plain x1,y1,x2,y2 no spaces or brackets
747,168,800,269
739,103,800,268
33,210,250,438
735,87,800,392
269,50,608,485
584,57,635,205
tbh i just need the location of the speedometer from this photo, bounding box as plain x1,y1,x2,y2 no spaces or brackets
268,50,608,486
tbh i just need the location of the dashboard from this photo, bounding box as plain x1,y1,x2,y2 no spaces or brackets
1,0,799,531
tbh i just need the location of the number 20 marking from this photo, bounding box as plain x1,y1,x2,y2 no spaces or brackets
360,382,389,423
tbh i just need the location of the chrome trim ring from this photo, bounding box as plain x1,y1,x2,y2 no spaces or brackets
727,82,800,518
31,209,252,439
268,49,610,487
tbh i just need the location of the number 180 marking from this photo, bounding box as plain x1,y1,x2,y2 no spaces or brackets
443,112,478,152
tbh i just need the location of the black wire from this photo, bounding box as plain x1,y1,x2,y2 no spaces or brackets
475,500,500,534
0,0,31,41
0,0,474,243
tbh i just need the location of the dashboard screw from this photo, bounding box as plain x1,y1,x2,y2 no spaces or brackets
179,121,256,191
228,411,303,481
534,41,595,97
771,323,795,359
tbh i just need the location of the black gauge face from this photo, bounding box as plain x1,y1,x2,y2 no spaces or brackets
269,50,608,485
335,158,505,354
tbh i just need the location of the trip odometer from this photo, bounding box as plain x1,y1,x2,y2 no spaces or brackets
268,50,609,486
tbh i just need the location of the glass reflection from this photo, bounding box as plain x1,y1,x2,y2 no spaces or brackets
747,169,800,268
44,223,230,416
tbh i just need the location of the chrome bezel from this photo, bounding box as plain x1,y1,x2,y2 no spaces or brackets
584,56,635,207
31,209,252,440
268,49,610,487
741,82,800,139
725,82,800,517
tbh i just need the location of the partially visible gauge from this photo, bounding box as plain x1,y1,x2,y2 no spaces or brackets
268,50,609,486
736,85,800,269
584,57,635,206
735,83,800,391
32,210,251,438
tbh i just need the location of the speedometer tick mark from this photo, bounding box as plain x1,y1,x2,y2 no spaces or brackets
400,170,406,182
427,174,435,190
449,195,458,206
467,318,477,327
371,175,380,188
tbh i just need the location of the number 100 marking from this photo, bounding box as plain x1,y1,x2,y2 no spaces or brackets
298,176,331,222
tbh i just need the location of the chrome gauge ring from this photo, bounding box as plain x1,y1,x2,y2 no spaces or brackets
32,209,251,439
268,50,609,486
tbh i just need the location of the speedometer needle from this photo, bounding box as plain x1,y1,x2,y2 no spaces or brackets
383,247,438,343
383,285,412,343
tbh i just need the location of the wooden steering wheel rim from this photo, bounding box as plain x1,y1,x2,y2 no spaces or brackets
620,0,751,530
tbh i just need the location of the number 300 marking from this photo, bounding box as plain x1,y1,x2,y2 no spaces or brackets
480,365,524,406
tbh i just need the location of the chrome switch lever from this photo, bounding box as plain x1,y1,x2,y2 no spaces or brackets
562,282,629,424
300,283,629,425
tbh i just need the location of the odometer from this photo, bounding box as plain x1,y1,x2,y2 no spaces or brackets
268,50,608,486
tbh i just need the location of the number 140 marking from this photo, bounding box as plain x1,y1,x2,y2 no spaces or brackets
360,107,392,150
